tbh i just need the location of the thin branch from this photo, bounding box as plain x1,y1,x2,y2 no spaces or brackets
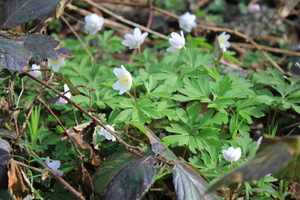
60,15,97,67
85,0,169,40
24,72,138,150
35,98,85,158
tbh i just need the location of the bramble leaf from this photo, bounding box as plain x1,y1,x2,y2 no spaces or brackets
104,156,156,200
93,150,140,196
0,0,61,29
24,34,72,62
0,31,72,72
0,31,31,72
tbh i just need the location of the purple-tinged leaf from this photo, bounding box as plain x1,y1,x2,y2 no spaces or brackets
258,135,300,183
0,31,72,72
173,162,221,200
93,150,140,196
24,34,72,62
0,0,61,29
145,126,177,161
0,31,31,72
104,156,156,200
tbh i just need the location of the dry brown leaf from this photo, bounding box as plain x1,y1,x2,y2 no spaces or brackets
0,97,19,128
63,121,101,166
69,164,94,198
8,159,34,200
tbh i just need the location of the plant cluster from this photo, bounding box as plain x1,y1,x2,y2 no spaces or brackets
0,1,300,200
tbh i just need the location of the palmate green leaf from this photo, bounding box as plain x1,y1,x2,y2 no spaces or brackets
206,142,293,194
186,101,202,125
127,121,146,134
173,162,221,200
174,76,211,102
186,48,214,68
0,0,61,29
93,150,140,197
166,124,190,135
104,156,156,200
240,107,265,118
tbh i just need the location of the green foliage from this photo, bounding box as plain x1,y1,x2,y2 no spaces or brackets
1,3,299,199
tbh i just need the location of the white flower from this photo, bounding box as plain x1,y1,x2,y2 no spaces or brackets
112,65,132,95
222,147,241,162
84,13,104,35
121,28,148,49
45,157,63,176
98,125,116,141
48,58,66,72
55,84,71,105
217,32,231,52
257,136,263,147
166,31,185,52
248,4,261,13
179,12,197,33
29,64,41,78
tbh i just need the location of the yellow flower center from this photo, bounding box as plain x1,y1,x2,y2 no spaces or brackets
51,60,61,65
218,37,226,45
120,74,129,85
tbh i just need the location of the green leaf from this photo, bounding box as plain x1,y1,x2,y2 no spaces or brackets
186,101,202,125
166,124,190,135
0,0,61,29
104,156,156,200
173,162,221,200
144,75,157,93
93,150,140,196
240,107,265,118
127,121,146,134
119,98,136,108
206,142,293,194
175,77,211,101
140,107,162,119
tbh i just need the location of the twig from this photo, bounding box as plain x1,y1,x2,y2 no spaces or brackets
146,0,154,29
24,72,138,150
232,42,300,57
13,158,85,200
35,98,85,158
66,4,132,33
198,26,286,74
60,15,97,67
192,0,210,13
84,0,169,40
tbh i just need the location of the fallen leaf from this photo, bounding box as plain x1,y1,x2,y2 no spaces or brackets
8,159,34,200
63,122,101,165
0,97,19,128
